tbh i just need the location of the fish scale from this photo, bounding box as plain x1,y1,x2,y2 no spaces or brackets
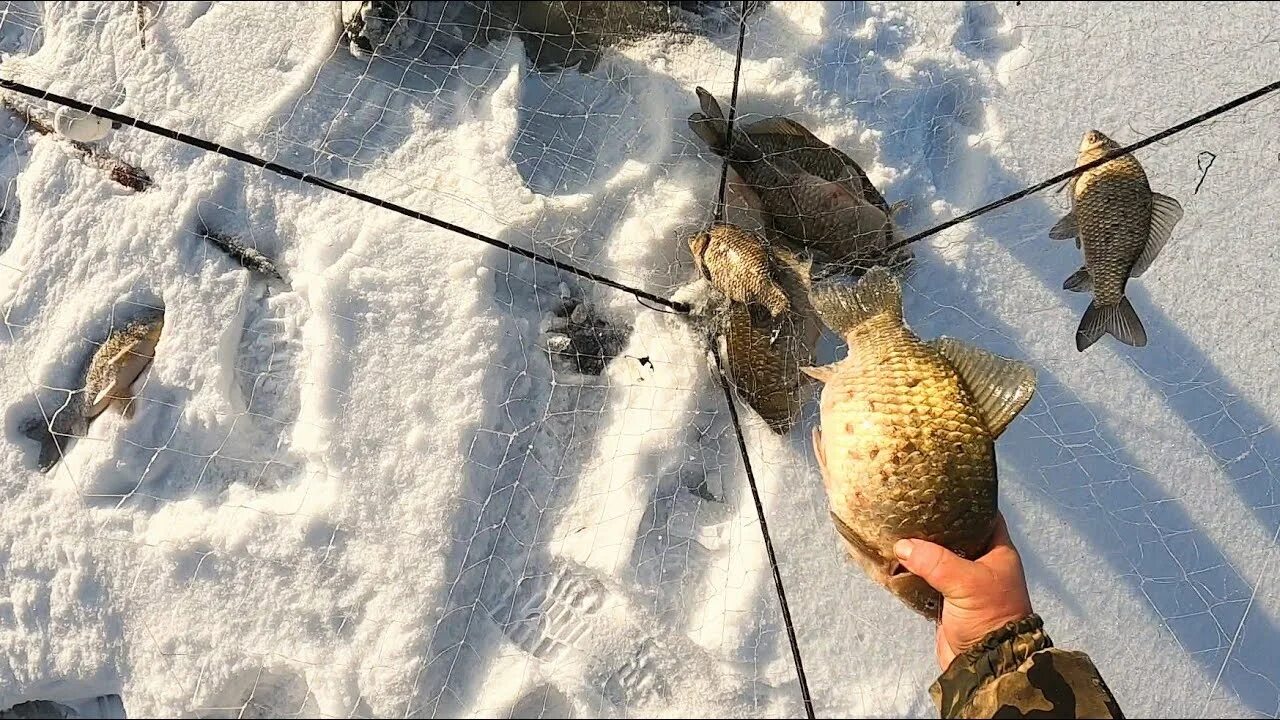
1074,154,1151,306
1054,129,1184,351
823,316,996,557
804,267,1036,620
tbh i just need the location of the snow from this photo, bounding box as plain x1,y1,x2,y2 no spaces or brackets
1,1,1278,718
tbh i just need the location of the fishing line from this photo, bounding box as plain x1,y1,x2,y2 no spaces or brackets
883,77,1280,253
711,0,749,226
0,78,691,315
711,346,817,719
708,3,817,717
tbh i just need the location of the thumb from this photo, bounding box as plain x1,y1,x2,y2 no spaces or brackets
894,538,974,599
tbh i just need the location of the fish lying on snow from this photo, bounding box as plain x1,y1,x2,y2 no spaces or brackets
802,267,1036,620
692,239,821,435
687,87,904,273
26,307,165,472
82,308,165,421
689,222,791,327
1050,129,1184,351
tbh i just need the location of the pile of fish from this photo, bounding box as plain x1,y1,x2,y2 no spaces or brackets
681,84,1185,620
684,85,911,436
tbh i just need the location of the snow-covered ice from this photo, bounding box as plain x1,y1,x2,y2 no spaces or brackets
1,1,1278,717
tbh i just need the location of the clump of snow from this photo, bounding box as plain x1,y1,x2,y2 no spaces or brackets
1,2,1278,718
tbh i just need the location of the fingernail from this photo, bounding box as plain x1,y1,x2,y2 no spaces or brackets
894,539,913,560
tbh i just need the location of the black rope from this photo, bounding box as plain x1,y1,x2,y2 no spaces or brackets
708,4,816,718
712,3,749,225
0,78,691,314
883,77,1280,254
711,348,817,719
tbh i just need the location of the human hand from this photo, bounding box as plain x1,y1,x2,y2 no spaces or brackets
893,513,1033,671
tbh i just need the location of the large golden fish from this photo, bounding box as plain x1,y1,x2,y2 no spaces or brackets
802,267,1036,620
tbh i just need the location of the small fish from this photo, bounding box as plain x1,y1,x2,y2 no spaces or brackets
26,308,165,473
1050,130,1183,351
199,224,286,283
83,309,165,421
688,87,894,271
689,223,790,326
704,246,821,435
802,267,1036,620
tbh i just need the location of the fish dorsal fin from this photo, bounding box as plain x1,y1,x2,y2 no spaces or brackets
1132,192,1183,277
930,337,1037,438
1048,211,1078,240
745,116,821,142
695,86,725,120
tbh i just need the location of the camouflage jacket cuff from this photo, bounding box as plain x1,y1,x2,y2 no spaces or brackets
929,613,1051,717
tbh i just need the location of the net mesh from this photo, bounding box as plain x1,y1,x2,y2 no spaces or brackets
0,2,1277,718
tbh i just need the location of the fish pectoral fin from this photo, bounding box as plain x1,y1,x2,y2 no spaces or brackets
828,511,895,573
1048,210,1079,240
86,379,124,419
1132,192,1184,277
743,115,818,141
799,363,837,384
811,425,828,477
930,337,1038,438
1062,266,1093,293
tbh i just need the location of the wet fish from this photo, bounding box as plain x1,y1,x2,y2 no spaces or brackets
801,267,1036,620
688,87,895,272
1050,129,1183,351
689,223,791,326
734,110,895,221
83,309,165,421
705,245,820,435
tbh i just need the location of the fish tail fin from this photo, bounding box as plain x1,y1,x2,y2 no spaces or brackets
810,265,902,335
1076,296,1147,351
688,87,763,163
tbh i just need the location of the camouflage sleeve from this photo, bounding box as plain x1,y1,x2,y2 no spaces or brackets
928,613,1125,719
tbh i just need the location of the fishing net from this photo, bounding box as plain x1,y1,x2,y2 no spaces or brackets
0,2,1277,718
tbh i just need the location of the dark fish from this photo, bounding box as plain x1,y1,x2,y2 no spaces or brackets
1050,129,1183,351
199,225,286,283
688,87,901,272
